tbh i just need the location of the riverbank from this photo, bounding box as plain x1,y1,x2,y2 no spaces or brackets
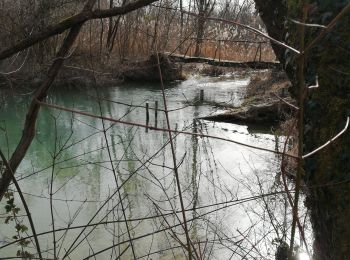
0,53,281,90
200,69,296,125
0,68,285,259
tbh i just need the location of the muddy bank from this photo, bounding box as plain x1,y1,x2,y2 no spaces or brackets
201,69,296,125
0,53,285,95
121,53,184,82
0,53,184,89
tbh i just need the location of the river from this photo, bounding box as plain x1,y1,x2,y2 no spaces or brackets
0,72,304,259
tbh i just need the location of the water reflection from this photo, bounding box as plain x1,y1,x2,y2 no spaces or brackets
0,74,309,259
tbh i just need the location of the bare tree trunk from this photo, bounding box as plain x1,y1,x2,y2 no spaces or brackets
194,0,205,57
194,0,215,57
253,0,286,65
107,0,114,44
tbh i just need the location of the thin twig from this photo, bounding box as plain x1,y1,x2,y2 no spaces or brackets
151,4,301,55
0,0,97,201
273,93,299,111
308,76,319,89
289,19,327,29
0,149,42,259
0,190,292,250
0,48,30,75
303,117,350,159
35,99,299,159
0,0,159,60
94,82,137,259
155,50,193,259
303,2,350,55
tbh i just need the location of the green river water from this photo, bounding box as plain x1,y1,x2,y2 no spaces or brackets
0,73,300,259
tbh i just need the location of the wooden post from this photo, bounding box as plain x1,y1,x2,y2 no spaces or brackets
193,119,197,134
146,102,149,132
154,100,158,128
259,42,262,62
218,39,221,62
146,102,150,121
200,89,204,102
253,43,260,62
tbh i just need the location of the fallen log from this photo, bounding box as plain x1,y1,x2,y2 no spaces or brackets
164,52,281,69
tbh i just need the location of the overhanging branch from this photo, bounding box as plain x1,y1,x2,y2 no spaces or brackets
0,0,158,201
0,0,159,61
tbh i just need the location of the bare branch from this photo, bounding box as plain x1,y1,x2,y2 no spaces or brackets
303,2,350,55
0,48,30,75
289,19,327,29
151,4,301,55
308,76,319,89
0,0,159,60
35,99,299,159
0,149,42,259
0,0,97,201
303,117,350,159
273,93,299,111
155,51,192,259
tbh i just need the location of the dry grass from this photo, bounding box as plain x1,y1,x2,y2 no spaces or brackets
246,70,291,97
187,41,276,62
0,8,278,86
76,18,277,64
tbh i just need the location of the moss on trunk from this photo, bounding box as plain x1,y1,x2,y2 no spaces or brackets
303,4,350,258
254,1,350,259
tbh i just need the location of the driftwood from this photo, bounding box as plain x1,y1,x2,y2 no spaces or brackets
201,98,293,124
